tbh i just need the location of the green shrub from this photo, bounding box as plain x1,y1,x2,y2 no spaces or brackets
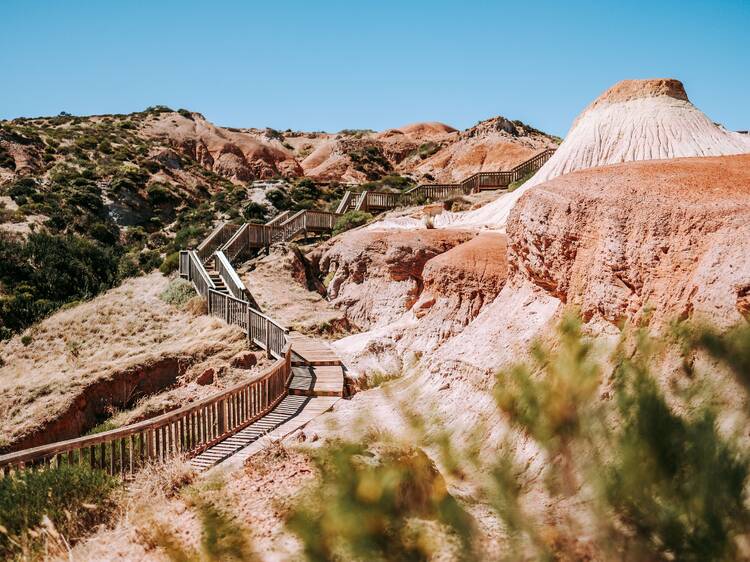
20,334,32,346
266,188,291,211
160,278,196,306
333,211,372,235
0,464,119,558
160,252,180,275
138,249,162,272
418,142,440,159
146,183,177,205
0,232,120,337
242,201,269,223
0,144,15,170
287,442,473,561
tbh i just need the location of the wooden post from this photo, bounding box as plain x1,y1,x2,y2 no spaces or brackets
265,319,272,359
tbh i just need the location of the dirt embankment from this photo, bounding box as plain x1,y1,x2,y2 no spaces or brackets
508,154,750,328
433,153,750,383
0,273,255,451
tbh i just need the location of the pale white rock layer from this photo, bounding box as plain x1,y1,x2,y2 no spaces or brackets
444,94,750,230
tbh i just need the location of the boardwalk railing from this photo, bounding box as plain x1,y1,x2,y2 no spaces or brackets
179,250,216,299
0,347,291,477
196,222,240,263
220,223,250,262
335,191,355,214
343,148,556,215
266,210,291,226
213,251,248,300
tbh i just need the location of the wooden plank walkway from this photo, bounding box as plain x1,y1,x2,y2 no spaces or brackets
190,395,338,471
190,337,344,471
287,333,341,366
204,396,340,472
288,364,345,397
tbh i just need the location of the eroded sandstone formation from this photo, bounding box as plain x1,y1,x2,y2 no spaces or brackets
312,229,476,330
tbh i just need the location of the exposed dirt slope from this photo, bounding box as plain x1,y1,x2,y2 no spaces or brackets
0,273,260,451
435,153,750,379
141,112,302,182
299,117,559,183
311,229,476,331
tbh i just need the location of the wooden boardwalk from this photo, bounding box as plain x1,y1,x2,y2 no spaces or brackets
190,335,344,471
288,333,341,366
191,395,339,471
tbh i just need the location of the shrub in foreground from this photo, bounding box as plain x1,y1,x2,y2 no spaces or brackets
0,464,119,558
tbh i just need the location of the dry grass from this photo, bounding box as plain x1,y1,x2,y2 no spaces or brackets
68,457,199,562
69,443,316,561
0,272,250,447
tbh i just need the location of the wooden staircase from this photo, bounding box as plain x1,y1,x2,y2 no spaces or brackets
0,148,559,479
206,266,229,294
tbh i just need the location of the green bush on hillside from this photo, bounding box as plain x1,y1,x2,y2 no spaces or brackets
0,464,119,558
160,251,180,275
0,232,120,338
242,201,269,223
0,144,15,170
160,278,195,306
332,211,372,235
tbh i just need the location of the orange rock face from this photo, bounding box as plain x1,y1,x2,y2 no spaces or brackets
410,233,509,344
312,229,476,330
142,112,303,182
507,154,750,327
420,233,508,309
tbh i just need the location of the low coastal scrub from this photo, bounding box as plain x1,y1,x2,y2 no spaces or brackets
160,278,196,307
332,211,372,235
0,464,119,559
284,317,750,561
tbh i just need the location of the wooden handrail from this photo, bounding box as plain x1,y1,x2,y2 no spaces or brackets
220,223,249,262
179,250,216,299
196,222,240,263
335,191,355,214
266,210,291,227
213,251,248,300
0,346,291,475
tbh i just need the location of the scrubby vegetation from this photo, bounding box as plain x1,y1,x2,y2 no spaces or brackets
0,464,119,559
130,317,750,561
160,277,197,307
285,317,750,561
333,211,372,235
0,111,260,338
0,232,120,337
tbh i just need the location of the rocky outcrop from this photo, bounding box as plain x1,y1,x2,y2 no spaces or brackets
411,117,558,183
442,78,750,230
142,112,303,182
312,229,476,330
508,154,750,328
299,118,559,183
411,233,508,343
526,78,750,189
433,153,750,381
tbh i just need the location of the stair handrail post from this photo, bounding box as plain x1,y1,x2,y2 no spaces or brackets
265,317,272,359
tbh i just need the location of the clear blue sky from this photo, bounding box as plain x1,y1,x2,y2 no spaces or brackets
2,0,748,137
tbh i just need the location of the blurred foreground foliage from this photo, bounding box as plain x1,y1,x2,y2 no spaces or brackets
58,316,750,561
